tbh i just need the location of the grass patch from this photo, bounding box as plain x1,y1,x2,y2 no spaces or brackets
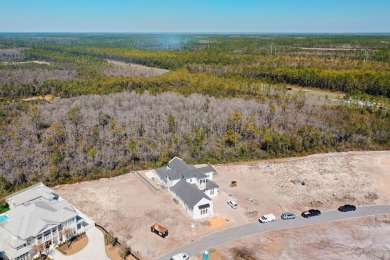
0,203,10,214
57,233,88,255
56,247,67,255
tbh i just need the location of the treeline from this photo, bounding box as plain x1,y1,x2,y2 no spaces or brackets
2,33,389,52
25,42,390,98
1,91,389,197
0,69,271,99
0,48,26,61
1,34,389,99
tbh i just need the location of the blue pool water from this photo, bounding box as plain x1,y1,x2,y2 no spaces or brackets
0,214,9,222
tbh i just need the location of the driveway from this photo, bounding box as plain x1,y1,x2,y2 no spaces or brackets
159,205,390,260
50,227,109,260
213,191,249,225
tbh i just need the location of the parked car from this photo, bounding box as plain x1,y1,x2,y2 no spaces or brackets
227,199,238,209
281,212,296,220
338,204,356,212
301,209,321,218
259,213,276,223
170,252,189,260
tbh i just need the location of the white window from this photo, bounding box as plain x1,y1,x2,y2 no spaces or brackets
44,230,51,241
16,252,29,260
16,244,26,250
200,208,208,215
210,189,214,195
37,234,42,243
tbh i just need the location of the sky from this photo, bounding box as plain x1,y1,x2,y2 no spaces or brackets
0,0,389,33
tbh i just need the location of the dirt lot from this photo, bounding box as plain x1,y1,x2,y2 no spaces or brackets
287,85,345,101
104,59,169,77
55,173,216,259
207,215,390,260
215,151,390,219
54,151,390,259
1,60,51,65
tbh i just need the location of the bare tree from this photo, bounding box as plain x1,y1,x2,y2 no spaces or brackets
61,228,73,248
108,231,118,248
0,90,385,189
119,244,131,260
31,243,44,260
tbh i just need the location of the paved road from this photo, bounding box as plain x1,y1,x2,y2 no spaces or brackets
159,205,390,260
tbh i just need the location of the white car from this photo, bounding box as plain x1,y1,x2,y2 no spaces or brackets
259,213,276,223
227,200,238,209
170,252,189,260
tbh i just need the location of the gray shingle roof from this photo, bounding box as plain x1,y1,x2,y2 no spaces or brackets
155,166,181,183
156,157,216,184
205,180,219,190
170,180,211,209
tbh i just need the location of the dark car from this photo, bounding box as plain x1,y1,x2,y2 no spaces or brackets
338,204,356,212
301,209,321,218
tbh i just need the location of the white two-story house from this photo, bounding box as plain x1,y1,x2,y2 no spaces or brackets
155,157,219,219
0,183,90,260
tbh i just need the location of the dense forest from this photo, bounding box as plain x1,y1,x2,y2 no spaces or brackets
0,33,390,197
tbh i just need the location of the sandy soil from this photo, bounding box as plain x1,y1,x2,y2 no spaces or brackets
300,47,366,51
104,59,169,78
209,215,390,260
214,151,390,218
55,173,217,259
105,244,137,260
54,150,390,259
21,94,54,102
287,85,345,102
1,60,51,65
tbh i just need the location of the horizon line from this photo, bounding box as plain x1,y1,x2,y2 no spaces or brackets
1,32,390,35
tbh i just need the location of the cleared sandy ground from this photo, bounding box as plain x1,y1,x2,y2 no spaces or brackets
54,150,390,259
1,60,51,65
21,94,55,102
104,59,170,77
206,215,390,260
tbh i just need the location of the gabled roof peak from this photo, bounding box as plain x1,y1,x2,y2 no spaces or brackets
156,157,216,184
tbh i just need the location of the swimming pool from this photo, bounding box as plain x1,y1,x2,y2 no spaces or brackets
0,214,9,222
